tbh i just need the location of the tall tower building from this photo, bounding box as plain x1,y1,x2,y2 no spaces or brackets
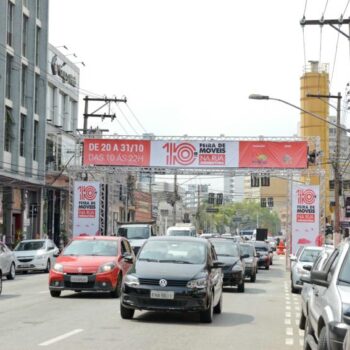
300,61,330,221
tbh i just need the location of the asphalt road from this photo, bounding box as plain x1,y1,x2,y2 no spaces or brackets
0,255,304,350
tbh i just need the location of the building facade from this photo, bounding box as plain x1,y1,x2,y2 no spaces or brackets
0,0,49,246
43,44,80,247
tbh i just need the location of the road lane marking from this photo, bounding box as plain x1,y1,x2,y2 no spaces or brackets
286,305,291,310
39,291,49,294
39,329,83,346
285,319,291,325
285,312,291,318
300,339,304,346
299,330,304,336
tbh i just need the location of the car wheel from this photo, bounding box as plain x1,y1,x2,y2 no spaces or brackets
120,303,135,319
270,258,273,265
250,272,256,283
237,280,245,293
299,310,306,330
291,278,298,294
110,274,122,298
50,290,61,298
318,327,328,350
7,263,15,280
45,259,51,273
213,292,222,314
200,294,214,323
265,263,270,270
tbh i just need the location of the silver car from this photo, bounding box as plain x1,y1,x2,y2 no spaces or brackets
291,246,323,293
14,239,59,273
299,247,334,330
0,242,16,295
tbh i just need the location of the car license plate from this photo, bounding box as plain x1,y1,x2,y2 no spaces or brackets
150,290,174,299
19,264,30,268
70,275,88,283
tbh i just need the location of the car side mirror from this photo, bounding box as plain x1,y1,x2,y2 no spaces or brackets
303,265,312,271
53,252,60,258
290,256,296,262
123,253,134,263
310,270,329,288
212,260,225,268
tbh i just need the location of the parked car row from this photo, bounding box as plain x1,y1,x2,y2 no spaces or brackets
297,240,350,350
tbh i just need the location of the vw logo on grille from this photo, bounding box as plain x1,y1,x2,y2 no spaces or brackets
159,279,167,287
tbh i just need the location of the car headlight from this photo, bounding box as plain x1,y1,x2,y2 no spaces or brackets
245,258,253,264
124,274,140,287
97,262,116,273
36,254,45,260
187,277,208,289
232,263,243,272
53,263,63,273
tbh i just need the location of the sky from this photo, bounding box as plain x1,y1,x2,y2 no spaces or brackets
49,0,350,189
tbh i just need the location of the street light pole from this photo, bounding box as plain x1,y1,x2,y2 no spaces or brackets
249,93,345,245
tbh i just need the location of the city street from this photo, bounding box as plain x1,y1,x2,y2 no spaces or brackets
1,255,304,350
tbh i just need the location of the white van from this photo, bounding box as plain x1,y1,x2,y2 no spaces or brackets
166,224,197,237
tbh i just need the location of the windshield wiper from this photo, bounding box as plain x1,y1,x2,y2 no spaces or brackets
139,258,159,262
218,254,233,257
158,259,192,264
130,236,147,239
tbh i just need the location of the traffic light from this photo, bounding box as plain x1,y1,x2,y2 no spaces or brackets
307,149,316,165
216,193,223,205
208,193,215,204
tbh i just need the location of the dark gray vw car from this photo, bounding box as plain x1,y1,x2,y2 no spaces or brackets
120,236,224,323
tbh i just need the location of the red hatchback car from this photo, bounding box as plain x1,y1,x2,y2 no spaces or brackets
49,236,134,298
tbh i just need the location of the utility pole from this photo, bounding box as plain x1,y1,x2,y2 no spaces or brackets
82,96,127,134
307,93,342,244
173,173,178,226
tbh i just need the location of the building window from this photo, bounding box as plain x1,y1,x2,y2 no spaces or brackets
33,120,39,160
35,26,41,66
20,114,26,157
261,175,270,187
261,198,266,208
70,100,76,131
7,1,14,46
22,15,29,57
268,197,274,208
5,107,14,153
34,75,40,114
47,85,55,121
251,174,260,187
21,65,27,107
6,54,13,99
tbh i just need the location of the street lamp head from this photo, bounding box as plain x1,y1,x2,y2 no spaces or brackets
249,94,270,100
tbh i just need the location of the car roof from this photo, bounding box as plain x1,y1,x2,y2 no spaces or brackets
301,246,324,251
20,239,47,242
210,238,237,244
72,236,120,241
148,236,208,244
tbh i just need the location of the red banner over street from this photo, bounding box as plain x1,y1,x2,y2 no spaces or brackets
83,139,308,169
238,141,308,168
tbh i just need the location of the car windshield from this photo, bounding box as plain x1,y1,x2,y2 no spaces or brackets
212,241,239,257
299,249,321,263
15,241,45,251
167,230,191,236
139,240,206,264
339,250,350,285
240,245,254,256
63,240,118,257
118,226,149,239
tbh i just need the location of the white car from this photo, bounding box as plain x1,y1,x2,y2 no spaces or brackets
0,242,16,295
14,239,59,273
290,246,323,293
